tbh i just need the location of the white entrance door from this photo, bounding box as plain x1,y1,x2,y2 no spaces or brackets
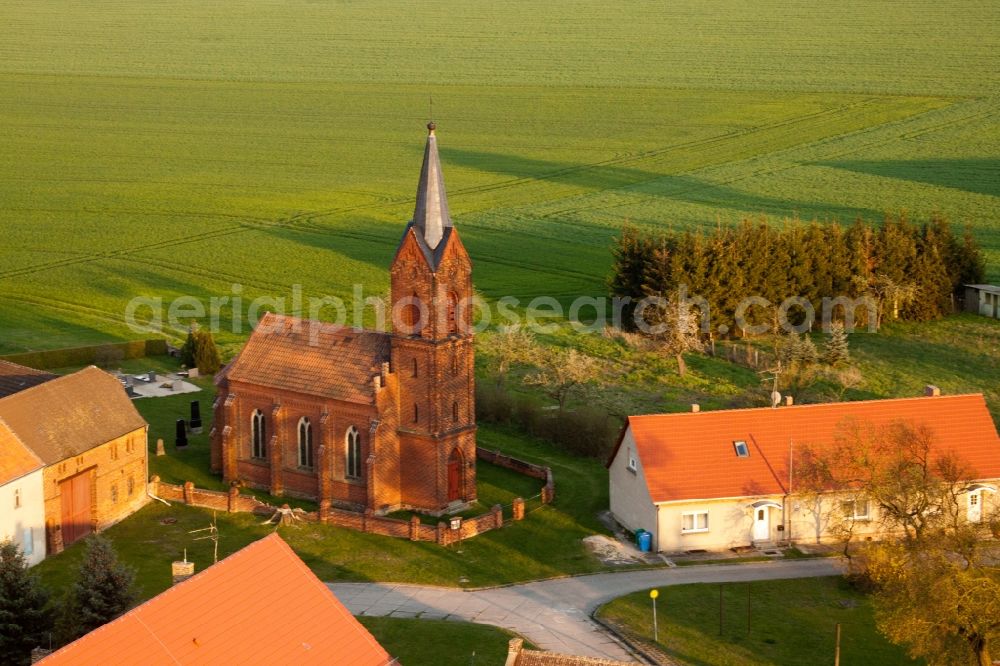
968,491,982,523
753,507,770,541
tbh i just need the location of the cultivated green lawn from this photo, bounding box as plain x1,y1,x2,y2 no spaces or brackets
596,577,920,666
1,0,999,354
359,617,525,666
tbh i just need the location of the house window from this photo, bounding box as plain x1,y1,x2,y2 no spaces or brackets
345,426,361,479
627,449,637,472
842,499,870,520
251,410,266,458
110,484,118,504
14,488,21,509
127,477,135,497
298,417,313,468
22,528,33,556
111,444,118,461
734,440,749,457
681,511,709,533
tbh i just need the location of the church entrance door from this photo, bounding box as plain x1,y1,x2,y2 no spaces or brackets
447,449,462,502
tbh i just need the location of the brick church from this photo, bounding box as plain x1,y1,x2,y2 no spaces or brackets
211,123,476,515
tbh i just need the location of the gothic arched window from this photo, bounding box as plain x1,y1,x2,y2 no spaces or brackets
298,417,313,468
447,290,459,334
345,426,361,479
251,410,266,458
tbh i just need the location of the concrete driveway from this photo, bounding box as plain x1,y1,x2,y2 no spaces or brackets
330,558,841,661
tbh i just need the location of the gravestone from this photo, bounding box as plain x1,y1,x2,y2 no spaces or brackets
175,419,188,448
156,438,166,456
190,401,203,434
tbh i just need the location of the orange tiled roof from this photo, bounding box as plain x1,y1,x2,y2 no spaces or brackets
0,418,43,485
0,360,56,398
225,313,390,404
617,394,1000,503
41,533,394,666
0,366,147,465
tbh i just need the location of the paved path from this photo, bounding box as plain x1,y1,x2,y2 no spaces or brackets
331,558,841,661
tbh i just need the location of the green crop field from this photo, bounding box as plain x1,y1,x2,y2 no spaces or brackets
1,0,999,354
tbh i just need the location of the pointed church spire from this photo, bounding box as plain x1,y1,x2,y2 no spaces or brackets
412,122,452,250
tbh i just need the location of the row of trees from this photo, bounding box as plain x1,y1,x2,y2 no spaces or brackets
0,536,136,666
797,423,1000,666
610,215,986,334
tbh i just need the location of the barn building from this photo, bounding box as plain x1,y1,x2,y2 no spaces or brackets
211,124,477,515
0,362,149,557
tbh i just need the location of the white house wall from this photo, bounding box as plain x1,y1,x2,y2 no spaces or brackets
608,429,659,548
0,469,46,566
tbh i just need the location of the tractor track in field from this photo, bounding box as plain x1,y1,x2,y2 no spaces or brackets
536,98,995,221
0,96,959,287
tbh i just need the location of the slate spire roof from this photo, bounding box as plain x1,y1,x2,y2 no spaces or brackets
412,121,452,251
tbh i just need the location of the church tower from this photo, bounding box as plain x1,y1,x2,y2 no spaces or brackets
389,123,476,510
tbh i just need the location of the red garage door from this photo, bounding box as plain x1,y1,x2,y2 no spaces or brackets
60,472,93,547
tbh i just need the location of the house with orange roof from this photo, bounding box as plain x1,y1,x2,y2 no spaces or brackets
0,418,46,565
0,362,149,558
607,390,1000,553
211,124,477,516
39,533,396,666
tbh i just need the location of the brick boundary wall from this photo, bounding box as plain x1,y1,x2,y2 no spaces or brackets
147,449,553,546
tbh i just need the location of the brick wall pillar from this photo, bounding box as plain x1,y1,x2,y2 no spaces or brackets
227,485,239,513
183,481,194,504
222,395,238,482
436,521,448,546
319,499,330,523
317,444,331,506
269,406,284,496
492,504,503,529
410,515,421,541
512,497,525,521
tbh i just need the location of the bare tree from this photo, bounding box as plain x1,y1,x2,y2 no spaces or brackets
640,290,704,376
522,347,600,413
852,274,917,330
796,420,1000,665
481,325,538,387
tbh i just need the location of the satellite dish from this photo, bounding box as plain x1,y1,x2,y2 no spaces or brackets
771,391,782,407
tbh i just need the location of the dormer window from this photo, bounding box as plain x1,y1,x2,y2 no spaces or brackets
734,440,749,457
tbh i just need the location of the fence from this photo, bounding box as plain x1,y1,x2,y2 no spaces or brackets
147,449,553,546
1,339,168,370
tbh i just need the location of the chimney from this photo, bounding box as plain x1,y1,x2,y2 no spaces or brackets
373,375,382,391
924,385,941,397
785,395,794,406
172,553,195,585
691,404,700,413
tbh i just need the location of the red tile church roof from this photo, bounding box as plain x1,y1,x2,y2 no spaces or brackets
41,533,394,666
224,313,390,404
613,394,1000,503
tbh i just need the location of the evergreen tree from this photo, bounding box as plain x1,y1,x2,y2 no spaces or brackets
609,223,656,329
56,536,136,645
179,324,197,368
193,329,222,374
0,540,53,666
823,321,851,366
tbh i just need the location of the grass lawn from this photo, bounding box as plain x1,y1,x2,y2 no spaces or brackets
359,616,527,666
596,577,920,666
